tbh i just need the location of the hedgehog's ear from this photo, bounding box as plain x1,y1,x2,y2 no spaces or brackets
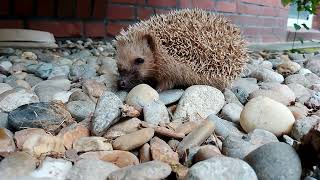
143,34,155,52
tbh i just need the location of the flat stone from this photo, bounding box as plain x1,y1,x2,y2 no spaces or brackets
223,89,243,107
22,134,65,157
175,121,199,135
159,89,184,105
82,79,107,101
66,100,95,122
112,128,154,151
222,129,279,159
92,91,123,136
125,84,159,111
288,103,309,120
173,85,225,122
104,118,141,139
80,150,139,168
14,128,47,150
66,158,119,180
8,101,73,132
285,74,311,87
150,137,179,164
0,88,39,112
69,64,96,81
176,119,215,158
207,114,244,138
187,156,258,180
33,79,71,91
68,90,92,102
240,96,295,136
35,63,53,79
30,157,72,180
244,142,302,180
0,152,36,178
73,136,112,153
0,128,16,156
143,100,170,125
52,91,72,103
108,160,171,180
249,89,292,105
34,85,63,102
57,122,90,149
154,126,185,139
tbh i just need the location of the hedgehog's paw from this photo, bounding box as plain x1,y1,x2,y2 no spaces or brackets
156,80,174,92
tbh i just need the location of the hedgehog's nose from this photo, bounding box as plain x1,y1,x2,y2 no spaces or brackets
118,80,127,89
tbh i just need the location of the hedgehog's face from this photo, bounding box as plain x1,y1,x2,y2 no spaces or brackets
116,34,156,90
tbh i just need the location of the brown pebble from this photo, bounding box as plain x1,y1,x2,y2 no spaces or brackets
112,128,154,151
168,139,180,151
139,143,151,163
155,126,185,139
150,137,179,164
175,121,199,135
14,128,47,150
193,145,222,163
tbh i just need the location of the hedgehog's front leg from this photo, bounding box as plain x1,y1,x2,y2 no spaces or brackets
156,79,174,92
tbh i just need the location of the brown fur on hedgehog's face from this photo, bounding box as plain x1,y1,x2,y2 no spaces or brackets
116,34,157,90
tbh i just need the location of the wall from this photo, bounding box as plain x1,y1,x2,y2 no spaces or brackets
0,0,289,43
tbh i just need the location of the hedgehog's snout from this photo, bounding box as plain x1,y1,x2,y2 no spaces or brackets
118,79,128,89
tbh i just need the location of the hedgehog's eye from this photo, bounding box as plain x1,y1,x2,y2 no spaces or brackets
134,58,144,65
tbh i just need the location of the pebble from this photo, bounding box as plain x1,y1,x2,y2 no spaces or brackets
115,90,128,102
222,129,278,159
68,90,92,102
22,134,65,157
25,74,43,87
125,84,159,111
16,80,31,89
231,86,249,104
159,89,184,105
277,58,301,76
69,64,96,81
223,88,243,107
8,101,73,132
305,73,320,85
143,100,170,125
249,89,293,105
285,74,311,87
0,83,13,94
33,79,71,91
57,122,90,149
244,142,302,180
92,91,123,136
35,63,53,79
0,152,36,178
291,116,320,140
176,119,215,158
0,112,8,128
52,91,72,103
154,126,185,139
250,68,284,83
207,114,244,138
14,128,47,150
299,68,312,75
240,96,295,136
108,160,171,180
0,88,39,112
104,118,141,139
193,145,222,163
80,150,139,167
139,143,151,163
259,82,296,103
66,158,119,180
48,65,70,79
0,61,12,71
113,128,154,151
173,85,225,122
305,58,320,76
66,100,95,121
305,92,320,108
22,52,37,60
150,137,179,164
288,103,309,120
34,85,62,102
0,128,16,156
73,136,112,152
231,78,259,94
221,103,243,123
30,157,72,180
287,83,311,103
187,156,258,180
82,79,107,99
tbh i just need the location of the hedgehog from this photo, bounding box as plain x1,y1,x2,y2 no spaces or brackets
115,8,248,92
